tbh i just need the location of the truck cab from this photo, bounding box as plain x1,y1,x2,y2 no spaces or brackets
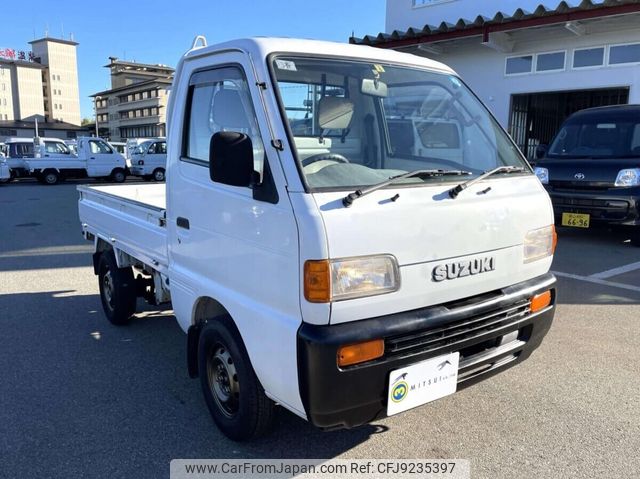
129,138,167,181
78,37,557,441
29,136,127,185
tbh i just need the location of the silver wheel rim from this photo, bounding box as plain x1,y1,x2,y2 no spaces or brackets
114,172,124,182
102,270,114,311
154,170,164,181
207,343,240,418
45,173,56,184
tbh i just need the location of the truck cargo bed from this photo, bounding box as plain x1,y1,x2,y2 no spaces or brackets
78,183,168,272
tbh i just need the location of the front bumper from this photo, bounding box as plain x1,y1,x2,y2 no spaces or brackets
546,187,640,226
297,273,556,430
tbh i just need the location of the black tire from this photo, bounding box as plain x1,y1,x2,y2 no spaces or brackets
152,168,165,182
198,317,275,441
42,169,59,185
97,251,137,325
111,168,126,183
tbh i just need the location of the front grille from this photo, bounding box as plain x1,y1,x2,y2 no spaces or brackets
385,301,531,359
551,196,630,219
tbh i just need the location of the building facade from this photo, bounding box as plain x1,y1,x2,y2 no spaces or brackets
352,0,640,157
91,58,174,141
0,37,81,125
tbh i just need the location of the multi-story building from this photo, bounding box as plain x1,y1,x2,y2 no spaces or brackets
30,37,82,125
0,37,81,125
353,0,640,158
0,36,83,140
91,58,174,141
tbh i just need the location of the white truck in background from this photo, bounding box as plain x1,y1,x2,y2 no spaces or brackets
129,138,167,181
78,37,557,441
29,136,128,185
3,137,74,179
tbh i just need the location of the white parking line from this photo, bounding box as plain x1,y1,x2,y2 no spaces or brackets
552,271,640,294
589,261,640,279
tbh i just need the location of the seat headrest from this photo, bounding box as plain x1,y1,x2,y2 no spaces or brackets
212,89,250,130
317,96,354,130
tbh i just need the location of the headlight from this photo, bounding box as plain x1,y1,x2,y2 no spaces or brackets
614,168,640,187
304,255,400,302
138,160,144,165
534,167,549,184
524,225,557,263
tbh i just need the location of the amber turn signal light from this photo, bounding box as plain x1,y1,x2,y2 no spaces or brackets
304,260,331,303
530,290,552,313
337,339,384,367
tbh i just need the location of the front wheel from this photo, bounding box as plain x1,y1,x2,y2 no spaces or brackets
97,251,137,325
198,317,275,441
152,168,165,182
111,168,126,183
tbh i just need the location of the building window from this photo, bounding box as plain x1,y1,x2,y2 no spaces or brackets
505,55,533,75
573,47,605,68
54,104,58,110
536,51,565,72
609,43,640,65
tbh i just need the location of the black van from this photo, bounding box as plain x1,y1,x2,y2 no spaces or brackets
534,105,640,246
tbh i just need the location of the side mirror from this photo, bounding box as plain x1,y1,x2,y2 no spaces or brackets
209,131,255,187
535,144,548,159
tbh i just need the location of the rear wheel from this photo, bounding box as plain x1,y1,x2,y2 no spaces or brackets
152,168,165,182
97,251,137,325
111,168,126,183
42,169,59,185
198,317,275,441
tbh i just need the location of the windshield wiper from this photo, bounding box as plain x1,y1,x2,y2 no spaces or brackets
449,165,525,199
342,169,472,207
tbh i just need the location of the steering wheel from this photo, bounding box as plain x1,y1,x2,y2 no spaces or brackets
301,153,349,167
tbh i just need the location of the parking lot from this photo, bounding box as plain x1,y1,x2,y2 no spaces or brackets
1,179,639,479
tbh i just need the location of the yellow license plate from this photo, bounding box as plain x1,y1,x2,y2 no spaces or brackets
562,212,590,228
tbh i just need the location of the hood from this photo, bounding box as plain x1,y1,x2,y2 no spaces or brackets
312,175,555,323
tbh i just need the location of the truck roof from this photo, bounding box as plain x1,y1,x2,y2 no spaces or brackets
184,37,455,75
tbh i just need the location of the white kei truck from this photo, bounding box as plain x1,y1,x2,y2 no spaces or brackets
29,137,128,185
78,37,558,441
128,138,168,181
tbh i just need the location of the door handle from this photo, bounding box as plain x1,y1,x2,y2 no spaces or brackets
177,217,190,229
90,157,96,160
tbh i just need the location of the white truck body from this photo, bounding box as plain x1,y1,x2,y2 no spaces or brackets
129,139,167,181
0,158,10,182
29,137,128,185
78,37,557,440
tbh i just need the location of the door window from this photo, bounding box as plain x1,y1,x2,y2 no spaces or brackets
89,140,113,154
183,66,264,175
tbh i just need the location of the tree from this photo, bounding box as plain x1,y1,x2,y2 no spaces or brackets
81,117,93,126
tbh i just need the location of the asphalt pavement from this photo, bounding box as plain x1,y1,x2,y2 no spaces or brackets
1,179,638,479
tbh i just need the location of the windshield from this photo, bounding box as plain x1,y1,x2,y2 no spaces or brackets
134,141,153,155
548,118,640,159
271,56,528,190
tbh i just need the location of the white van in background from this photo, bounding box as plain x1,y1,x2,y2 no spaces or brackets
129,139,167,181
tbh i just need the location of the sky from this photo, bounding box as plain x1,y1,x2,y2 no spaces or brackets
2,0,386,120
